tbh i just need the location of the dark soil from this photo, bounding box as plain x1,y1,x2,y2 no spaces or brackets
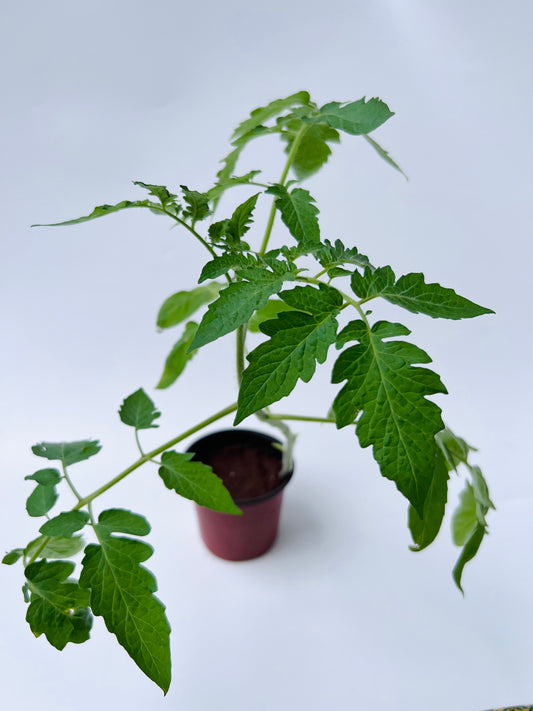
205,443,282,501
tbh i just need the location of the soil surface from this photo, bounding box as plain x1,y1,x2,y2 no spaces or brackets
205,443,282,500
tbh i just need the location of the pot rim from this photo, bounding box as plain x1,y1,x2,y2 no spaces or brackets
186,428,294,507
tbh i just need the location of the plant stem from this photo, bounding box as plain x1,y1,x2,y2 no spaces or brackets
134,430,144,457
263,413,336,424
161,207,217,258
258,126,307,256
236,324,246,385
74,402,238,509
62,463,83,503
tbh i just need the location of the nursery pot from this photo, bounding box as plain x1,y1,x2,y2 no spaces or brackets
187,429,293,561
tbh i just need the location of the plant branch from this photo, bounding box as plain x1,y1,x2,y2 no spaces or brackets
62,463,83,503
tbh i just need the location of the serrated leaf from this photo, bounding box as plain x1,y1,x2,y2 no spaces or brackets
25,535,85,560
26,483,58,517
363,135,407,178
408,449,450,551
25,559,92,650
266,184,320,244
156,321,198,389
332,320,447,514
248,298,295,332
231,91,311,141
39,511,90,537
198,254,256,283
96,508,151,537
191,268,292,350
25,560,91,649
79,526,171,693
32,200,151,227
227,192,260,242
25,468,61,485
31,440,102,467
235,284,341,423
119,389,160,430
452,523,485,593
132,181,177,206
316,238,374,272
315,97,394,135
159,451,241,514
157,283,221,329
351,266,494,320
283,122,340,180
2,549,24,565
207,170,262,202
327,267,353,279
180,185,210,223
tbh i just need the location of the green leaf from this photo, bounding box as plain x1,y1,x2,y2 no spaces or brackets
158,451,241,514
156,321,198,389
231,91,311,141
119,389,160,430
31,440,102,467
25,560,92,650
191,268,292,350
25,535,85,560
26,483,58,517
470,465,496,514
132,181,177,206
226,192,260,243
283,123,340,180
39,511,90,537
198,253,256,283
452,523,485,593
2,549,24,565
408,449,450,551
157,283,221,329
25,468,61,485
332,320,447,514
207,170,262,202
316,238,374,272
267,184,320,245
96,508,151,537
32,200,151,227
351,267,494,320
248,298,295,332
435,428,474,470
363,135,407,178
180,185,210,223
235,284,341,423
79,515,171,693
315,97,394,135
452,482,479,546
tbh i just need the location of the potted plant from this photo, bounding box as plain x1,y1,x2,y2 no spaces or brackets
3,91,495,694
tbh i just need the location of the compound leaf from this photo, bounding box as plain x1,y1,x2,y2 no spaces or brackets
119,389,160,430
132,181,177,206
31,440,102,467
156,321,198,389
158,451,241,514
157,283,220,329
266,184,320,244
315,97,394,135
332,320,447,514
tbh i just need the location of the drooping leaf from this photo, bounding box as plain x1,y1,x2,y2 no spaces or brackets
158,451,241,514
198,253,256,283
266,184,320,244
156,321,198,389
332,320,447,514
408,449,450,551
469,465,496,515
231,91,311,141
96,508,151,536
24,468,61,485
119,389,160,430
2,549,24,565
26,483,58,518
435,428,474,470
25,535,85,560
39,511,90,537
31,200,151,227
157,283,220,329
248,298,295,332
180,185,211,223
25,559,92,650
316,238,374,272
132,181,177,206
452,482,479,546
363,135,407,178
314,97,394,136
80,511,171,694
282,122,340,180
351,266,494,320
31,440,102,467
235,284,342,423
452,523,485,593
190,268,293,350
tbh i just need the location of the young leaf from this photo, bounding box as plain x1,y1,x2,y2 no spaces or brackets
235,285,342,423
332,320,447,514
132,181,177,206
157,284,220,329
248,298,295,332
96,508,151,536
452,482,479,546
2,549,24,565
207,170,262,202
231,90,311,141
119,389,160,430
282,123,340,180
452,524,485,594
156,321,198,390
25,560,92,650
80,511,171,694
26,483,58,518
180,185,210,223
436,428,474,470
190,269,292,350
363,135,407,178
32,200,151,227
39,511,90,537
408,449,449,551
314,97,394,136
31,440,102,467
266,184,320,244
316,238,374,272
158,451,241,514
198,253,256,283
351,266,494,320
470,465,496,514
25,535,85,560
226,192,260,243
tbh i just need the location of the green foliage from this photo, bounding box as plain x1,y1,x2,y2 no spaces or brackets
283,122,340,180
315,97,394,135
25,535,86,560
452,524,485,594
198,253,256,282
408,450,449,551
180,185,211,224
159,451,241,513
132,181,177,207
31,440,101,467
32,200,151,227
80,509,171,694
248,298,295,332
266,184,320,244
363,135,407,177
157,283,220,329
3,549,24,565
156,321,198,389
119,389,161,430
39,511,90,537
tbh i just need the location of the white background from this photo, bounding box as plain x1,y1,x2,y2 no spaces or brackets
1,1,532,709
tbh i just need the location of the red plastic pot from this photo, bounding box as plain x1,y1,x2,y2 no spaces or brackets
187,429,293,561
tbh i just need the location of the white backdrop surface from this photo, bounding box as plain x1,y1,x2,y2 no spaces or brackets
1,2,532,710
